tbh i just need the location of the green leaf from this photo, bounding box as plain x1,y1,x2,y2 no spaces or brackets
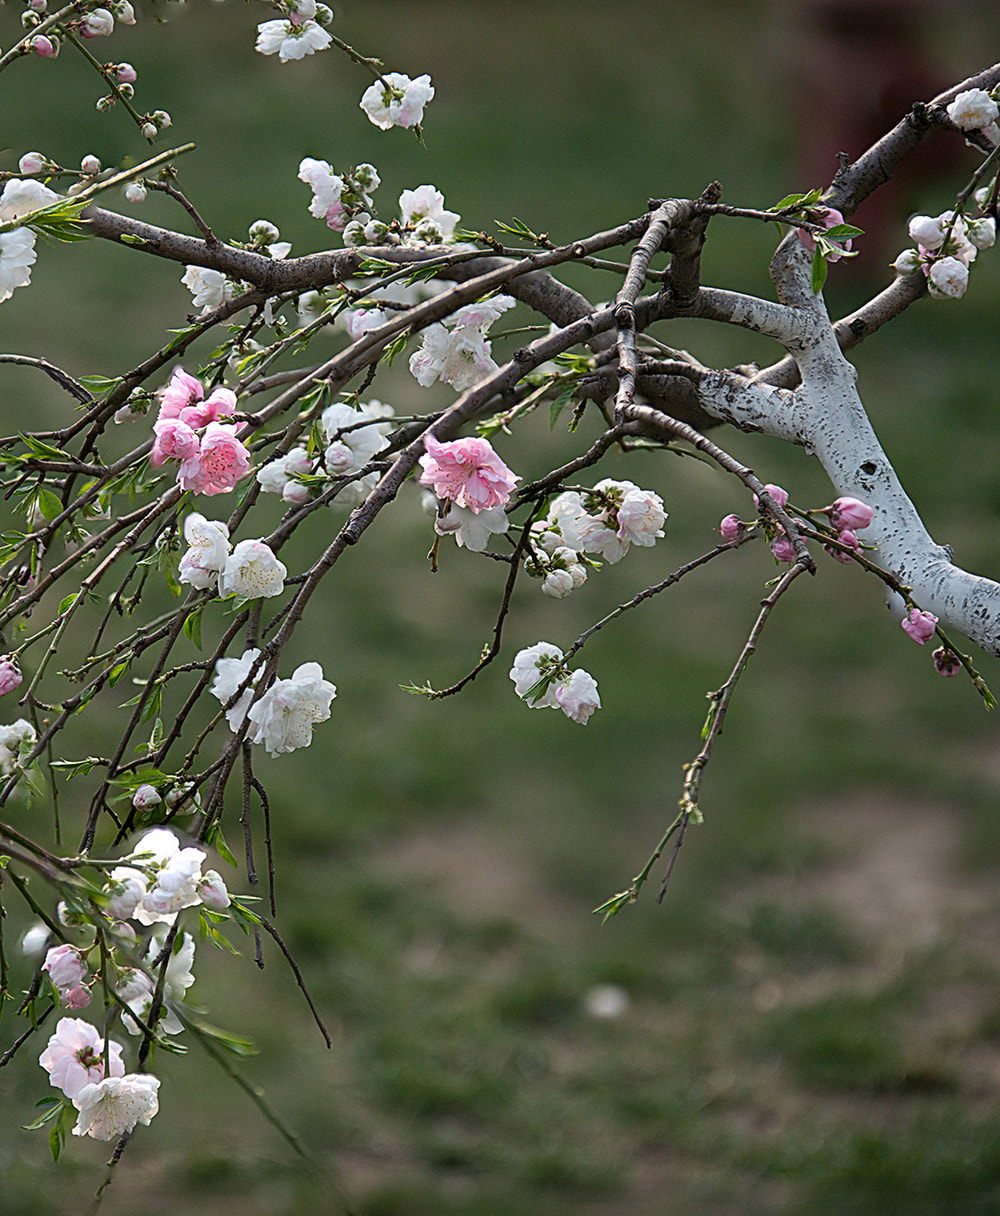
78,374,120,393
811,246,829,295
57,592,79,615
183,1012,259,1056
50,756,105,778
20,435,71,461
183,606,203,650
35,487,63,522
824,223,864,239
549,384,577,430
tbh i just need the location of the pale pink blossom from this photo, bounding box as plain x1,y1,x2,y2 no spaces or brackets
39,1018,125,1101
908,213,948,250
72,1074,160,1141
181,265,233,314
409,324,498,390
158,368,204,420
0,658,22,696
256,17,331,60
555,668,601,725
116,63,137,84
902,608,938,644
256,447,314,495
419,435,518,513
298,157,345,226
826,496,874,530
198,870,230,909
360,72,434,130
616,488,667,547
178,423,251,495
105,867,146,921
42,944,89,992
151,417,199,466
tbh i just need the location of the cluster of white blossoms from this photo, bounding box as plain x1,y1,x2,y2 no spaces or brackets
0,717,36,775
298,158,380,238
211,648,337,757
893,206,996,300
536,479,667,570
509,643,601,725
34,827,233,1140
409,295,516,392
0,176,60,304
177,513,287,600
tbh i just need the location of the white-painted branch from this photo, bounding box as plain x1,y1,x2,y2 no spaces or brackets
694,237,1000,656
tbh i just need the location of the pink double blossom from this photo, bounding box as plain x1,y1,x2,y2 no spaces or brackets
178,423,251,496
418,435,518,514
42,944,92,1007
901,608,938,645
39,1018,125,1101
0,657,22,696
151,418,199,467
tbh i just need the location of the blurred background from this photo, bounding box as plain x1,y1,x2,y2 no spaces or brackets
3,1,1000,1212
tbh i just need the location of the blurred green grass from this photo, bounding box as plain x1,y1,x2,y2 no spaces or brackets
3,2,1000,1214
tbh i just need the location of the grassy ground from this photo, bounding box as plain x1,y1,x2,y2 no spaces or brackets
3,2,1000,1213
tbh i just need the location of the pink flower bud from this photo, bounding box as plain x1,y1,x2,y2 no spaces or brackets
116,62,137,84
825,529,860,564
80,155,101,175
18,152,45,174
827,496,873,531
282,481,310,504
31,35,55,57
719,513,742,541
43,944,89,990
198,870,230,909
932,647,962,677
0,658,23,696
753,483,789,510
770,535,797,563
901,608,938,645
62,984,92,1009
82,7,114,37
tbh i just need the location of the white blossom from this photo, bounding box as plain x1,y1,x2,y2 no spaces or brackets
125,828,207,925
256,18,331,61
907,213,948,250
181,265,233,314
297,157,344,221
321,402,389,473
211,647,262,732
927,255,969,300
947,88,1000,131
256,446,313,495
0,717,36,773
247,662,337,756
409,324,498,391
398,185,460,242
968,217,996,250
0,227,37,304
433,501,509,551
554,668,601,724
218,539,287,599
0,178,60,222
509,643,565,709
72,1074,160,1141
178,513,230,591
360,72,434,130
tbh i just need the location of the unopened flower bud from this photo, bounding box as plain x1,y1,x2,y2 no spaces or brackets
932,646,962,677
19,151,46,174
314,3,333,23
140,122,157,140
116,61,137,84
81,154,101,175
152,110,171,130
282,481,309,504
31,34,55,57
29,0,47,11
198,870,230,909
770,534,797,563
901,607,938,645
892,248,922,275
826,496,873,531
753,483,789,510
353,162,380,190
132,783,161,810
719,513,742,540
125,181,146,203
82,8,114,37
249,219,280,244
541,569,575,599
117,81,134,99
115,0,136,23
968,217,996,250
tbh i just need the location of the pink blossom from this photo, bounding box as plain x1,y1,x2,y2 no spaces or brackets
158,368,204,420
933,646,962,677
178,423,251,496
901,608,938,644
827,496,874,531
418,435,518,513
32,35,55,57
151,418,199,466
0,658,22,695
770,534,797,563
39,1018,125,1101
719,513,743,541
554,669,601,725
43,944,89,990
796,207,852,261
62,984,92,1009
753,483,789,510
180,387,236,430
